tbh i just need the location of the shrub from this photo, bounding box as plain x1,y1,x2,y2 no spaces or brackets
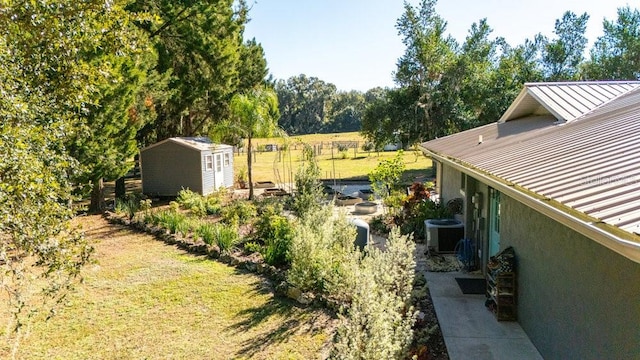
369,151,405,199
147,209,190,234
194,222,237,251
176,188,222,217
221,199,257,226
254,205,294,266
163,211,188,234
287,205,359,300
243,241,263,254
331,228,416,359
361,141,374,152
292,143,324,218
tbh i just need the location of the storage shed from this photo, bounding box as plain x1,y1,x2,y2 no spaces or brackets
140,137,234,196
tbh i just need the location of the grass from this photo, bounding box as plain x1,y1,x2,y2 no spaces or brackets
235,132,433,183
2,216,333,359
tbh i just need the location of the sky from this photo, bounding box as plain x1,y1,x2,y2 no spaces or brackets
243,0,637,92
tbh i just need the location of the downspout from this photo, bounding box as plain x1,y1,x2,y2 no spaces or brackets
424,149,640,264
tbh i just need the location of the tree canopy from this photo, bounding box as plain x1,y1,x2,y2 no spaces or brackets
360,0,640,148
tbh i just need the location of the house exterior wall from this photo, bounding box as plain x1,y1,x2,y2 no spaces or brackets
437,163,640,359
500,196,640,359
441,164,463,204
141,142,203,196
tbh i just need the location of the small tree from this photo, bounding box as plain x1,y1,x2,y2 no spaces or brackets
369,150,406,199
292,143,324,217
213,86,282,199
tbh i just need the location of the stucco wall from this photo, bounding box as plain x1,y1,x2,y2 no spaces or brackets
441,164,462,204
500,195,640,359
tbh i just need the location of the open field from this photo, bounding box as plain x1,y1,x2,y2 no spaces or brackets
2,216,334,360
235,132,433,183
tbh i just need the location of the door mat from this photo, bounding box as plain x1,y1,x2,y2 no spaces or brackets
455,277,486,294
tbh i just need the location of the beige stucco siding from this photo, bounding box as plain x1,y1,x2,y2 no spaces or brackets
500,195,640,360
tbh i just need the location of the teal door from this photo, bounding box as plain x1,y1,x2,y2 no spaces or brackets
488,189,501,257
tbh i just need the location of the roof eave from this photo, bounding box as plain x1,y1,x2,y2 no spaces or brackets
420,146,640,264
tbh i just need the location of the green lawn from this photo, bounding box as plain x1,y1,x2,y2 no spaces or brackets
3,216,333,360
235,132,433,183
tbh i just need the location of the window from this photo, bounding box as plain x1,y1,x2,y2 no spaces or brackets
205,155,213,171
215,154,222,172
224,153,230,166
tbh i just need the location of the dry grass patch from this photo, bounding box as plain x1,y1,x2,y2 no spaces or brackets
3,216,334,360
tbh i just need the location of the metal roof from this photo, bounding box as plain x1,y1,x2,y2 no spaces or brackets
500,81,640,123
421,82,640,261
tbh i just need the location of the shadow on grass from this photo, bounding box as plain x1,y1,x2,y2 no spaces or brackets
83,221,133,240
226,271,333,358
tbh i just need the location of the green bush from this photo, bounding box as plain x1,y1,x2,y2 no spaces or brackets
221,199,257,225
147,209,190,234
243,241,263,254
254,206,294,266
176,188,221,217
292,143,324,218
287,205,359,300
369,151,405,199
194,222,237,251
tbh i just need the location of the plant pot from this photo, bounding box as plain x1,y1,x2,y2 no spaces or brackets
354,201,378,214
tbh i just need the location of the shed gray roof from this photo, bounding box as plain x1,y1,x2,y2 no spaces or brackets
142,137,233,152
500,81,640,123
421,81,640,262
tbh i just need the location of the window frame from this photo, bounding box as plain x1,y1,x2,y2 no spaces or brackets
204,154,213,171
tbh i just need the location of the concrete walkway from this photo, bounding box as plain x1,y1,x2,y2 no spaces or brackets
423,270,543,360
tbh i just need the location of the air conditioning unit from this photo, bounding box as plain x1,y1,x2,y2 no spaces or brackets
425,219,464,253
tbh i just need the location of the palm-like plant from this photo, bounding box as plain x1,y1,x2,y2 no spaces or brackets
215,86,282,199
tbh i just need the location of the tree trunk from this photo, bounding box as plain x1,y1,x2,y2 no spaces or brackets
115,177,126,199
247,136,254,200
89,178,106,213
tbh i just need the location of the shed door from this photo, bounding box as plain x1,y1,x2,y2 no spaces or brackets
214,153,224,189
488,188,501,257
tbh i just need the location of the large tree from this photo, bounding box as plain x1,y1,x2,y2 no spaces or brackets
541,11,590,80
583,6,640,80
326,90,366,133
69,52,158,212
394,0,456,141
0,0,142,352
275,75,337,135
131,0,255,142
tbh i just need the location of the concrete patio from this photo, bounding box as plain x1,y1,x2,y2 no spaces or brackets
423,269,543,360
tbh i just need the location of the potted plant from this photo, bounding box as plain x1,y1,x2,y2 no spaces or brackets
236,167,248,189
